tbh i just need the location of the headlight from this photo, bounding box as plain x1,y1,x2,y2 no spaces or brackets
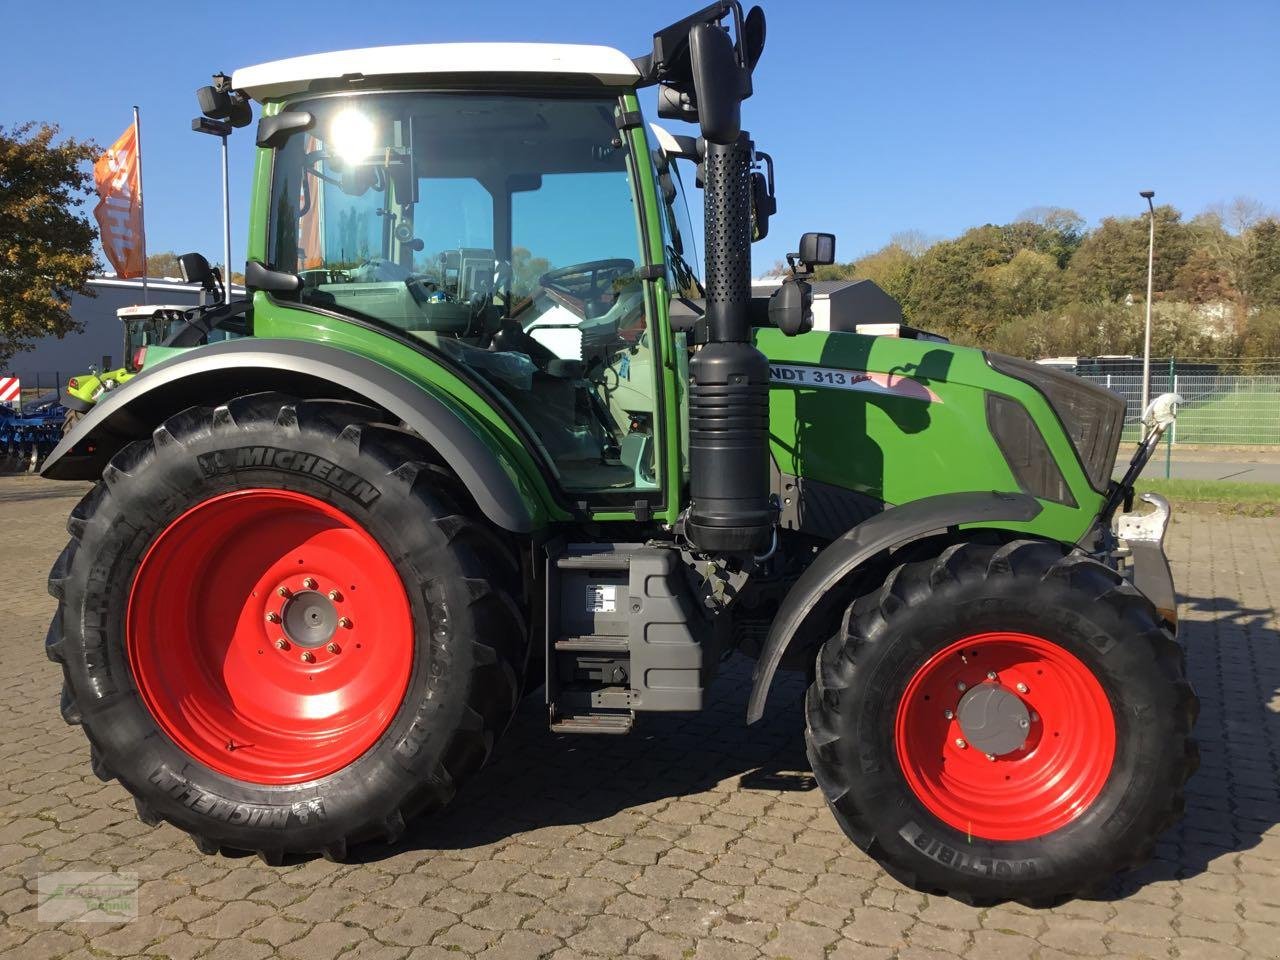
986,353,1125,494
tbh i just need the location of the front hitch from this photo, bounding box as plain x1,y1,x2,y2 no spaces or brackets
1114,492,1178,630
1101,392,1182,524
1102,393,1182,631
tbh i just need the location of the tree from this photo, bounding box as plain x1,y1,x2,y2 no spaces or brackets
0,122,100,365
850,242,918,305
1013,207,1086,267
902,224,1019,340
146,251,182,278
983,249,1063,318
1245,219,1280,308
1066,205,1192,303
1194,198,1277,333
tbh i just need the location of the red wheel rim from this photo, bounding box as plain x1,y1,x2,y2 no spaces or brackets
893,632,1116,841
127,489,413,785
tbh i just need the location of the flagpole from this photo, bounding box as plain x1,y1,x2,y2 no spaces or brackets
133,105,149,304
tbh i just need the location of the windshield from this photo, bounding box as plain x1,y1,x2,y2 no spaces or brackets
268,92,661,497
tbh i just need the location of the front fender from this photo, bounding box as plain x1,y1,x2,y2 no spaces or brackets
746,490,1043,723
42,339,542,534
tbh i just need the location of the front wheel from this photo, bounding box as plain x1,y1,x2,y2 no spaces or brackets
46,394,527,862
805,539,1197,906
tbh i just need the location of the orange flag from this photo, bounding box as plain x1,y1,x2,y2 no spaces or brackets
298,135,325,269
93,122,145,278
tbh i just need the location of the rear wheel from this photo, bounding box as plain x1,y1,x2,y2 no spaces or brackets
47,393,526,862
62,407,84,436
805,539,1197,905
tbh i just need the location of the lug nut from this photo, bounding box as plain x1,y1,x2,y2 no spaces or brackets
328,589,342,602
303,577,318,590
1019,718,1030,729
265,611,280,624
986,671,997,681
1016,682,1029,694
277,586,292,598
338,617,352,629
956,681,967,692
275,638,289,650
326,642,340,654
300,651,315,663
954,738,967,749
943,709,955,720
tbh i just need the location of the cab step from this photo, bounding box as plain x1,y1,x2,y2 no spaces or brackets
550,713,634,735
544,543,715,735
553,636,630,653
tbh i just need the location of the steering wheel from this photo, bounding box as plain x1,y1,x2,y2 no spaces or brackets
538,259,635,314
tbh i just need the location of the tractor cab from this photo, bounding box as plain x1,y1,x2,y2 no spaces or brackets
236,43,740,499
117,305,194,372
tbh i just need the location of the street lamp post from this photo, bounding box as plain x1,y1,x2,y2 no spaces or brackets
192,116,234,303
1140,190,1156,415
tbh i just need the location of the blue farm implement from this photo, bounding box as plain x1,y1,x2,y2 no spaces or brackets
1,393,67,472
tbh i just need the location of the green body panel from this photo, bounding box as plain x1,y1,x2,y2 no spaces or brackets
626,99,683,526
755,327,1103,544
250,296,561,526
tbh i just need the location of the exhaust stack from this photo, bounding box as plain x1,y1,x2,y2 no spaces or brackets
685,134,773,553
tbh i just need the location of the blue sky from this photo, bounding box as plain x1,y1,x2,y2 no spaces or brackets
3,0,1277,272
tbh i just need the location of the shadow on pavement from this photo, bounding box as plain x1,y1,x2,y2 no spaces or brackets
352,657,815,863
1103,592,1280,899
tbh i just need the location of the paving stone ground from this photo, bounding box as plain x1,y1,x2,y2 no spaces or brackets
1,473,1277,959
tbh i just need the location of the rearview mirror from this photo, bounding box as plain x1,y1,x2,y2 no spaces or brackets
751,173,774,242
178,252,217,290
689,23,741,145
245,259,302,294
256,111,315,149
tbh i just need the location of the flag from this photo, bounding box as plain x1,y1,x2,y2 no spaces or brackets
297,135,325,269
93,122,145,279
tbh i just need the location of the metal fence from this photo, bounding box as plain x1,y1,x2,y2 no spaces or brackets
1077,360,1280,446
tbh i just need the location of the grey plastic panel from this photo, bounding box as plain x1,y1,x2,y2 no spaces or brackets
627,549,708,711
552,545,712,713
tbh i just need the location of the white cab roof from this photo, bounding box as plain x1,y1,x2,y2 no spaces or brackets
233,43,640,101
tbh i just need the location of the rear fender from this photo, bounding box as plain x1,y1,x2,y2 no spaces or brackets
746,491,1043,723
42,339,541,534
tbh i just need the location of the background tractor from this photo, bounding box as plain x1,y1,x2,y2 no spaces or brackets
43,2,1196,905
60,257,248,431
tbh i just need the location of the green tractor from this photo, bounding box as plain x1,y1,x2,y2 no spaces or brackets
60,305,186,430
61,261,249,430
44,3,1195,904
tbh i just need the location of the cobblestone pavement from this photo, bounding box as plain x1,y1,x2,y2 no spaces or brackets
1,474,1278,959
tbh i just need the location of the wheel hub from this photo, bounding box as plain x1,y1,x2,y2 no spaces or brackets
955,682,1031,756
281,590,338,648
893,631,1117,841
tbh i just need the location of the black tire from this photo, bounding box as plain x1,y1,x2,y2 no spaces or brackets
46,393,527,863
62,407,85,436
805,539,1198,906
